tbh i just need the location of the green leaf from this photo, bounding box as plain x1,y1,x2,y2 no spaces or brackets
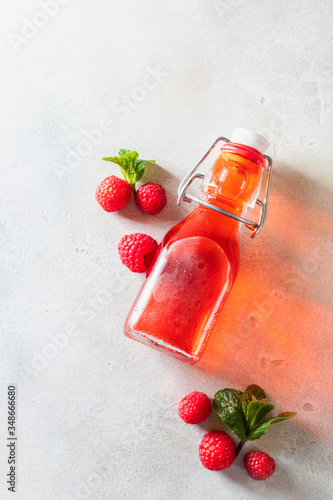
118,149,132,157
102,149,155,185
118,150,139,184
213,389,247,441
246,400,274,430
102,155,123,166
247,412,297,441
241,384,266,419
214,389,243,414
133,159,154,183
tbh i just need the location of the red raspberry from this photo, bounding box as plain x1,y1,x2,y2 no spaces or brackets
244,451,275,480
178,392,212,424
199,431,236,470
96,175,131,212
118,233,158,273
135,183,167,215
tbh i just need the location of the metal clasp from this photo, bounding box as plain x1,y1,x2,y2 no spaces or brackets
177,137,273,238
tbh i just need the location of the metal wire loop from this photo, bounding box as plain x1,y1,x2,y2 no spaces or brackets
177,137,273,238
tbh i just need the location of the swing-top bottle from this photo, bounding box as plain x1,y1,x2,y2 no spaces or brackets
124,129,272,364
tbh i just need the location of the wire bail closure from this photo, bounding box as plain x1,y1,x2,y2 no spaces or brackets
177,137,273,238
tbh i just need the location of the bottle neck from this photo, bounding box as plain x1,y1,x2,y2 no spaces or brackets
203,148,265,216
186,204,242,272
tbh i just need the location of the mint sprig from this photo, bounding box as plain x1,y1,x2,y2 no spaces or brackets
213,384,296,455
102,149,155,187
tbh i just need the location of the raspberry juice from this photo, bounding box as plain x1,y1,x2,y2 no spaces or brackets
124,132,269,364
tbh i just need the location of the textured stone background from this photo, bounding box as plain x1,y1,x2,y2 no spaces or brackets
1,0,333,499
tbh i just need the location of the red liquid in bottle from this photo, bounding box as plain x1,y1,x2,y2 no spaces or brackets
124,140,267,363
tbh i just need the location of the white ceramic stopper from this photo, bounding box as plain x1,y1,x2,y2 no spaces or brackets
231,128,269,154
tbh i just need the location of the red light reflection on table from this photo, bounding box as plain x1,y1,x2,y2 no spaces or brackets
197,173,333,443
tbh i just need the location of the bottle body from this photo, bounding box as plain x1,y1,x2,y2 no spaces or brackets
124,141,266,363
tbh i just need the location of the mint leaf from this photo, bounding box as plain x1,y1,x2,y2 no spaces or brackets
213,389,247,441
118,150,139,183
246,400,274,430
247,412,297,440
241,384,266,419
102,149,155,185
132,159,152,183
102,155,123,166
118,149,132,157
214,389,243,414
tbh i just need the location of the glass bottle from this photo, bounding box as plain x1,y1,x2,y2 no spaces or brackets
124,129,271,364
